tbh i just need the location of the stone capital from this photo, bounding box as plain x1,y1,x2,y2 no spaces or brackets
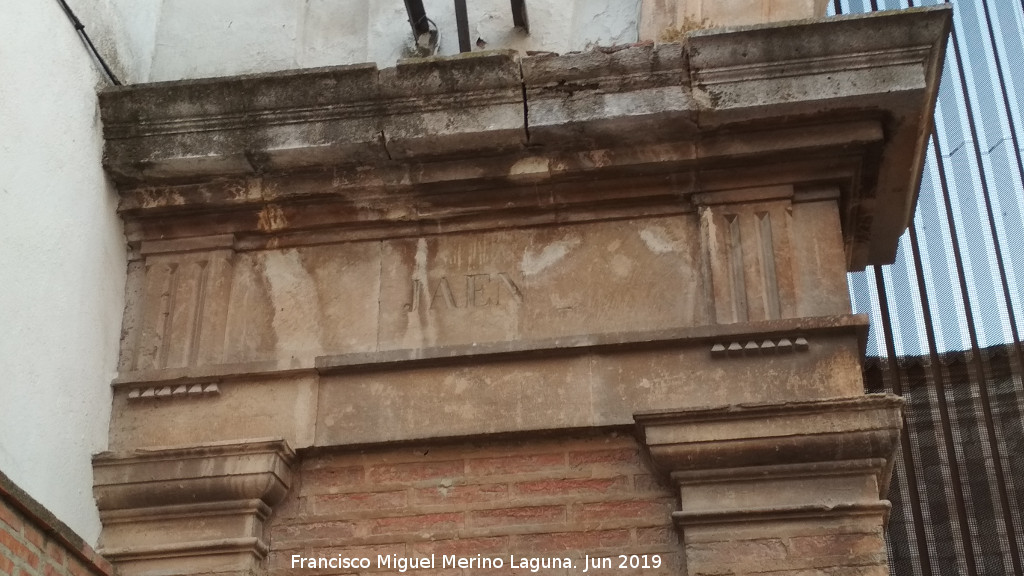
93,439,296,576
635,395,903,574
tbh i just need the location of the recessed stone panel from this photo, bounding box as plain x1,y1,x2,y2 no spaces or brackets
220,242,382,366
377,216,707,351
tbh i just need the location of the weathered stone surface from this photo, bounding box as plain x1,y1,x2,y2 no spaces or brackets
376,216,705,350
686,7,951,265
93,8,951,576
635,395,902,576
107,374,318,451
315,320,864,446
102,64,386,179
103,7,950,269
522,43,698,148
379,51,526,158
93,440,296,576
105,315,866,451
116,202,854,376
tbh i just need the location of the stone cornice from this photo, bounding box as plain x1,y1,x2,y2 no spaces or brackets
92,438,296,512
92,440,297,576
101,7,950,269
634,394,904,495
109,313,868,388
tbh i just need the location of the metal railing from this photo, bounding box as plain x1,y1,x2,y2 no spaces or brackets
834,0,1024,574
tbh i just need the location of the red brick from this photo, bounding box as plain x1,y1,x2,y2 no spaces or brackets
370,513,463,535
469,505,565,528
573,500,673,522
22,525,45,550
511,529,630,553
0,554,14,576
271,521,356,546
313,490,407,514
43,561,63,576
267,548,314,571
321,542,407,558
466,453,565,477
686,538,787,566
368,461,464,484
636,527,679,547
0,529,39,569
412,536,508,557
65,557,92,576
578,553,682,576
513,476,628,498
632,475,671,495
374,570,461,576
411,483,508,506
300,466,365,494
44,540,66,567
786,533,884,558
272,542,406,570
0,504,21,533
567,448,639,468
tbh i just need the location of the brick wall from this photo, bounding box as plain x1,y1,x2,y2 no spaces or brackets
267,433,684,575
0,473,112,576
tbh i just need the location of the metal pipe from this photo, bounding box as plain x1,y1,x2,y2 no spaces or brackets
403,0,431,36
511,0,529,32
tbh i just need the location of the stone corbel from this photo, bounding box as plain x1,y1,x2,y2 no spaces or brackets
635,395,903,575
93,439,296,576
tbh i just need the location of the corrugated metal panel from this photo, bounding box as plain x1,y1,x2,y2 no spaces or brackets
833,0,1024,574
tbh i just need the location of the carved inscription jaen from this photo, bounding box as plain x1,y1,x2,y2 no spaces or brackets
403,273,523,311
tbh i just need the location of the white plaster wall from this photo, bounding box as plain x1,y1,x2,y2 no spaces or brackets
146,0,641,82
0,0,127,544
0,0,635,544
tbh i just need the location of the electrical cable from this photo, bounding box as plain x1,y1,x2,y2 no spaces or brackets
54,0,122,85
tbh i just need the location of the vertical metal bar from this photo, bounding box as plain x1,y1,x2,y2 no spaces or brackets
978,0,1024,373
927,131,981,576
871,262,935,576
454,0,471,53
945,15,1024,575
831,0,843,15
511,0,529,31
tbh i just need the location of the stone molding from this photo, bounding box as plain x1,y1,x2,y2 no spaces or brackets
635,394,902,498
635,395,903,573
110,313,867,388
102,7,950,270
92,9,951,576
92,439,296,576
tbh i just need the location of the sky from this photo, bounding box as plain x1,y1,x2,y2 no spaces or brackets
834,0,1024,356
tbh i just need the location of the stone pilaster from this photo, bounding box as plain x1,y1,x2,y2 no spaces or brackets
92,439,296,576
93,7,951,576
636,395,903,576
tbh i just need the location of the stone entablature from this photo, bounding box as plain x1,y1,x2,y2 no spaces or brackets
93,7,951,576
103,8,949,269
